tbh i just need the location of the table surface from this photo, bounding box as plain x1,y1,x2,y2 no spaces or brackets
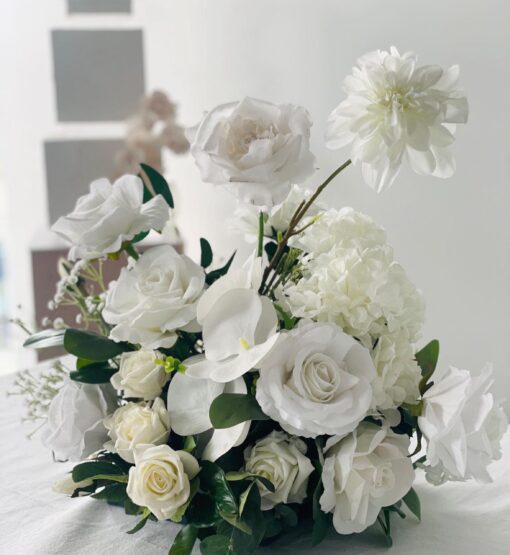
1,371,509,555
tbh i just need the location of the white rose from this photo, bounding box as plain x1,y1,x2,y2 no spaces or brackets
127,444,199,521
103,398,171,463
256,321,376,438
111,350,169,401
51,174,170,260
320,423,415,534
103,245,205,349
167,372,250,462
188,97,315,206
419,363,508,483
42,378,116,461
244,431,314,510
185,253,279,383
52,475,94,496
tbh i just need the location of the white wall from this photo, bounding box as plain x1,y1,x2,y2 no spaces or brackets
1,0,509,409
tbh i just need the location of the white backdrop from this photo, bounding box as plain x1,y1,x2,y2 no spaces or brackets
1,0,509,410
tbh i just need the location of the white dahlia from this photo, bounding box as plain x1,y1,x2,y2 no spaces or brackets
327,47,468,192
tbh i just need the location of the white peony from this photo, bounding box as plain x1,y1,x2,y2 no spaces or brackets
185,254,279,383
326,47,468,192
282,208,425,343
52,175,170,260
111,350,169,401
103,398,171,463
42,378,116,461
320,423,415,534
371,330,421,410
103,245,205,349
127,444,199,521
167,372,250,462
256,321,376,438
419,363,508,483
188,97,315,205
244,431,314,510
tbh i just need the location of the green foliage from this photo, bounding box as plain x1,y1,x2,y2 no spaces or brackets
127,508,152,535
72,460,126,482
200,461,238,516
225,471,275,493
274,304,298,330
140,163,174,209
169,525,198,555
415,339,440,393
70,360,116,384
402,488,421,521
64,329,133,361
200,238,214,268
205,252,236,286
377,508,393,547
199,535,232,555
131,229,150,244
23,329,65,349
91,482,127,503
209,393,269,429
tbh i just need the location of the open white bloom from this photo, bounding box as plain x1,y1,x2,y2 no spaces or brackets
282,208,425,342
127,444,199,521
111,350,169,401
327,47,468,192
185,254,279,383
320,423,414,534
244,431,314,510
167,372,250,462
371,330,421,410
256,321,375,438
103,245,205,349
188,97,315,205
419,363,508,483
52,175,169,260
103,398,171,463
42,378,116,461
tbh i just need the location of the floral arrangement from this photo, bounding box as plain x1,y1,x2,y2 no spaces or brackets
21,47,508,554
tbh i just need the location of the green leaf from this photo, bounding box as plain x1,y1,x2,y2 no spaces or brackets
274,504,298,528
209,393,269,429
186,493,220,528
124,497,141,516
200,238,213,269
257,212,265,258
199,535,232,555
377,510,393,547
169,524,198,555
225,471,275,493
199,461,238,516
72,461,125,482
238,482,255,517
274,303,298,331
402,488,421,521
312,469,330,546
264,241,278,263
205,252,236,286
64,329,132,361
219,511,252,534
127,508,151,535
91,482,127,502
70,361,117,384
140,163,174,208
131,229,150,244
23,329,65,349
415,339,440,378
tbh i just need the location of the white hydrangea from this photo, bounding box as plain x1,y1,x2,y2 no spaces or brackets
281,208,425,343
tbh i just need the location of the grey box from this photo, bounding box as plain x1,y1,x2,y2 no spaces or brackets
68,0,131,13
52,29,144,122
44,138,123,223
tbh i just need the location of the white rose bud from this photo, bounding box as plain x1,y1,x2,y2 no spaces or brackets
244,431,314,510
52,475,94,496
111,350,169,401
103,398,171,463
51,174,169,261
127,444,199,521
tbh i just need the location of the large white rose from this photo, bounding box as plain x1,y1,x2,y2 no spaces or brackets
51,174,170,260
185,253,279,383
127,444,199,521
103,245,205,349
244,431,314,510
111,350,169,401
256,321,376,438
188,97,315,206
326,47,468,192
320,423,415,534
103,398,171,463
167,372,250,462
42,378,116,461
419,363,508,483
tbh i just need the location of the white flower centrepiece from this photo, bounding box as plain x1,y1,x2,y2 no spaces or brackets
320,423,415,534
256,321,376,438
244,431,314,510
52,175,170,260
103,398,171,463
42,378,116,461
188,97,315,205
327,47,469,192
419,363,508,483
127,444,200,521
103,244,205,349
111,350,169,401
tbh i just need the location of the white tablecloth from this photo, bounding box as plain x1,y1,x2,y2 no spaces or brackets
1,371,509,555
